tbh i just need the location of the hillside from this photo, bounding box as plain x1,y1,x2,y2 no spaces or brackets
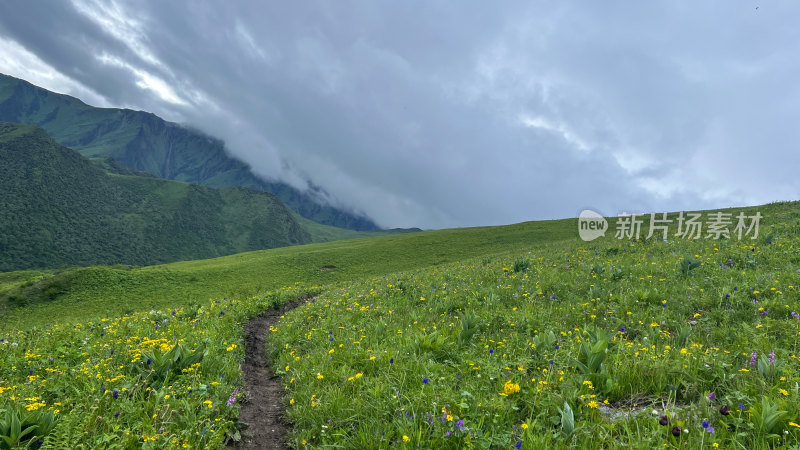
0,200,798,448
0,73,379,230
0,122,316,271
0,213,575,327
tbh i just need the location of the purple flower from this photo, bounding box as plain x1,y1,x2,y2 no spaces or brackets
738,404,745,410
114,412,120,418
112,390,119,399
390,358,394,364
423,377,429,384
456,420,464,430
768,350,775,365
227,387,239,407
515,440,522,449
329,337,334,341
702,420,709,429
489,348,494,354
708,392,716,401
793,311,800,319
620,326,626,333
146,358,152,366
750,351,757,367
554,344,559,350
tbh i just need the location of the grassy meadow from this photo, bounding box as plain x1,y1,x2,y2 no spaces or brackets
1,202,799,448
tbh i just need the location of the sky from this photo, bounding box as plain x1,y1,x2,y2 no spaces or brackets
1,1,798,229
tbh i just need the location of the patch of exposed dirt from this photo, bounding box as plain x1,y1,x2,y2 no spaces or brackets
231,298,306,449
319,265,337,271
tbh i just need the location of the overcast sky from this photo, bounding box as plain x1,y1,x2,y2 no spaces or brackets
1,1,797,229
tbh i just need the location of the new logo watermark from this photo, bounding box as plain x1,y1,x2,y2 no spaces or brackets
578,210,761,242
578,209,608,241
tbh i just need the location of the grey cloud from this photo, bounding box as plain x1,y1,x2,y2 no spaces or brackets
1,0,797,228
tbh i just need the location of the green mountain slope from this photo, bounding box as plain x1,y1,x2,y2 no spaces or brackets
0,122,317,271
0,73,379,231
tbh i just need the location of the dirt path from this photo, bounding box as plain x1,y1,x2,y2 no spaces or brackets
233,298,305,449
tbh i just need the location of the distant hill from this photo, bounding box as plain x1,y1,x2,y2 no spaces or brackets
0,122,321,271
0,73,379,231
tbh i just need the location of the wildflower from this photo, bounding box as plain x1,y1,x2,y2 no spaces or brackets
521,423,528,430
708,392,715,401
317,373,324,379
390,358,394,364
738,404,745,411
503,380,520,395
789,422,800,428
112,390,119,399
402,435,410,442
456,420,464,430
423,377,429,384
114,412,120,418
515,440,522,449
719,405,730,416
702,420,709,429
489,348,494,354
659,415,669,426
227,387,239,407
768,350,776,365
671,426,682,437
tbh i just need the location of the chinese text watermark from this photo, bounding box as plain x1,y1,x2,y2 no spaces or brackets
578,210,761,242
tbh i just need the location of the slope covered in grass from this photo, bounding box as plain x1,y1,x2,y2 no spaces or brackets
268,201,800,448
0,216,575,329
0,122,312,272
0,202,797,448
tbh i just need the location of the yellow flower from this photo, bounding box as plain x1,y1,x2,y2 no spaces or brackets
779,389,788,396
503,380,521,395
403,435,410,442
446,414,453,421
587,401,598,408
521,423,529,430
355,373,362,379
680,348,688,355
290,398,295,405
316,373,324,379
789,422,800,428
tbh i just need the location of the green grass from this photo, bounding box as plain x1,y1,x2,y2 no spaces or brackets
1,201,799,448
0,217,575,330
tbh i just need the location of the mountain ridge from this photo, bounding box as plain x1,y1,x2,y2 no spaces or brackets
0,121,322,271
0,73,380,231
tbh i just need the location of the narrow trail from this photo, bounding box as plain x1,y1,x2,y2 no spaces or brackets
233,298,306,449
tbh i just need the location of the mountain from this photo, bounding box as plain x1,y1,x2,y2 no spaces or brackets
0,73,379,231
0,121,320,271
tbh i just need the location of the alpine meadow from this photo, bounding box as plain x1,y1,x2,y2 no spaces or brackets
1,2,799,450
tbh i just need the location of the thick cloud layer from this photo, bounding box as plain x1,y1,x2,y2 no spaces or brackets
1,1,797,228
